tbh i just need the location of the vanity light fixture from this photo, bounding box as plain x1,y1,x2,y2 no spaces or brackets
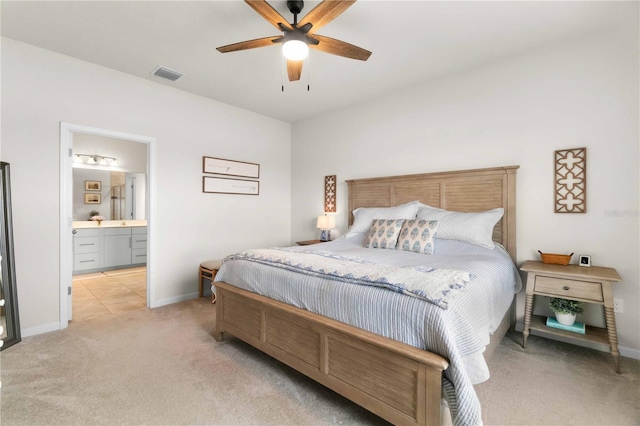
74,154,118,167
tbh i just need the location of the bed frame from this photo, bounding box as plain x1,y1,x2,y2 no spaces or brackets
214,165,519,426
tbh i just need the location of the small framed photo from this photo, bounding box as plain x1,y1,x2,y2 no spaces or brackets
85,180,102,191
84,193,101,204
579,254,591,267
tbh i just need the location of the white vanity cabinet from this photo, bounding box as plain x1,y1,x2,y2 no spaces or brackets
73,228,101,271
73,226,147,274
131,227,148,265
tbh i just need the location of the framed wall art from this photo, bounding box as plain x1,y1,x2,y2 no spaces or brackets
203,176,259,195
84,193,101,204
555,147,586,213
85,180,102,191
203,156,260,179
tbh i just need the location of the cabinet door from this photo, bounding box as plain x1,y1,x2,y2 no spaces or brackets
104,235,132,268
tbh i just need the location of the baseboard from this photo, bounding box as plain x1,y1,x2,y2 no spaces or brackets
620,346,640,360
21,322,61,338
151,292,199,308
514,322,640,360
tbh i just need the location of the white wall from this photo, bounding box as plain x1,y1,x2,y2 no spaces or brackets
1,37,292,334
291,25,639,356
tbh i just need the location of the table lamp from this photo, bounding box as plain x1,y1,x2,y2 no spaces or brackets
316,214,336,242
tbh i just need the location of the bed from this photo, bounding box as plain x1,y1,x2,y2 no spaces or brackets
213,165,519,426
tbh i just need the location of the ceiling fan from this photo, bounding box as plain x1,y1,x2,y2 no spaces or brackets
216,0,371,82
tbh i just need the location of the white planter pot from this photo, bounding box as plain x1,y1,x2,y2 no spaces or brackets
556,312,577,326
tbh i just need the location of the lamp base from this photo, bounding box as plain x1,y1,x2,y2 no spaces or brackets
319,229,331,242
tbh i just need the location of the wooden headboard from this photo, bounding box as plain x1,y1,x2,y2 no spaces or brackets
346,166,519,261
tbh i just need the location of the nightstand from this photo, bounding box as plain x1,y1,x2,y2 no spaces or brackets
296,239,325,246
520,260,622,373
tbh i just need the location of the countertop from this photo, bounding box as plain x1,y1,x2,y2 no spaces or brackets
72,220,147,229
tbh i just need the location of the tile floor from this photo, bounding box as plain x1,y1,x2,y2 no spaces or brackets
72,266,147,321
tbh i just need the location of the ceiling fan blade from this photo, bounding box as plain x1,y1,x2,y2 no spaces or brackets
217,36,281,53
298,0,356,35
309,34,371,61
245,0,293,31
287,60,303,81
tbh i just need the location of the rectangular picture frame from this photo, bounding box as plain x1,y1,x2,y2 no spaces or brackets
203,176,259,195
203,156,260,179
84,193,101,204
85,180,102,191
578,254,591,267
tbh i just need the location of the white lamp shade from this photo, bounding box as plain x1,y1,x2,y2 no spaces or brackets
283,40,309,61
316,215,335,229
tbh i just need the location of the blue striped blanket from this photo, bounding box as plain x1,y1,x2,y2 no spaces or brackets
227,248,473,309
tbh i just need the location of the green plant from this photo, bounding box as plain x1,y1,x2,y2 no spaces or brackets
89,210,100,217
549,297,584,315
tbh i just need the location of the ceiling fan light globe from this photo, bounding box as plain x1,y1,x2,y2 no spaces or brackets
282,40,308,61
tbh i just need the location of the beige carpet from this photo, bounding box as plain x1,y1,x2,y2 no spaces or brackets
1,298,638,425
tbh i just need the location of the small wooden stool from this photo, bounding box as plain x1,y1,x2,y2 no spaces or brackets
199,260,222,303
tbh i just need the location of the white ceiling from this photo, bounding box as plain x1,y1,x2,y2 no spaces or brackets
1,1,632,123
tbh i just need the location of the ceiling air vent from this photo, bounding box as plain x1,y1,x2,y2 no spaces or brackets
150,65,184,82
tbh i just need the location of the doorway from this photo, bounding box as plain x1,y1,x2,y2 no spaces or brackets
60,123,156,329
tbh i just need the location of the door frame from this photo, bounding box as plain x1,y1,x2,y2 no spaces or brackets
59,122,157,328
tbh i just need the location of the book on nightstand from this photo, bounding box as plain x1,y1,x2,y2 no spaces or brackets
546,317,586,334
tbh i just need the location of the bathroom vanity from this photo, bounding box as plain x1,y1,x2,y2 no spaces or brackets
72,221,147,274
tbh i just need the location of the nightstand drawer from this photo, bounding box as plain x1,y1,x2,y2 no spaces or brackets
534,275,603,302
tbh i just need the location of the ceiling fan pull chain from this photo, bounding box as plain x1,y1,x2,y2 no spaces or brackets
281,53,286,92
307,54,310,92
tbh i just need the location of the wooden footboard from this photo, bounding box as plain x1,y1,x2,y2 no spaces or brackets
214,281,449,426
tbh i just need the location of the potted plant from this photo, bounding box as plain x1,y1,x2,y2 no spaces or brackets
549,297,584,325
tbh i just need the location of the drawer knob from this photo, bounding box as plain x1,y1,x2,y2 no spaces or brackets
563,286,570,291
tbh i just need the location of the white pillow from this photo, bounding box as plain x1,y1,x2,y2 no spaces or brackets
416,204,503,248
346,201,419,237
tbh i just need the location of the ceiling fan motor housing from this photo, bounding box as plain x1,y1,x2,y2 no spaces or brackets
287,0,304,16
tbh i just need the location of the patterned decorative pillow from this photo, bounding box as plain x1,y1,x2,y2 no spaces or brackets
364,219,405,249
396,219,439,255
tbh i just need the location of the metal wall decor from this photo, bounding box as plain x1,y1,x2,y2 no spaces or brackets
555,147,586,213
324,175,336,213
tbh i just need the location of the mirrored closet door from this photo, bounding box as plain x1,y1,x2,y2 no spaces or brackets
1,162,21,350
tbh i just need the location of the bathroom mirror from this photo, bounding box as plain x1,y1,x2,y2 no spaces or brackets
0,162,21,350
72,169,146,221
